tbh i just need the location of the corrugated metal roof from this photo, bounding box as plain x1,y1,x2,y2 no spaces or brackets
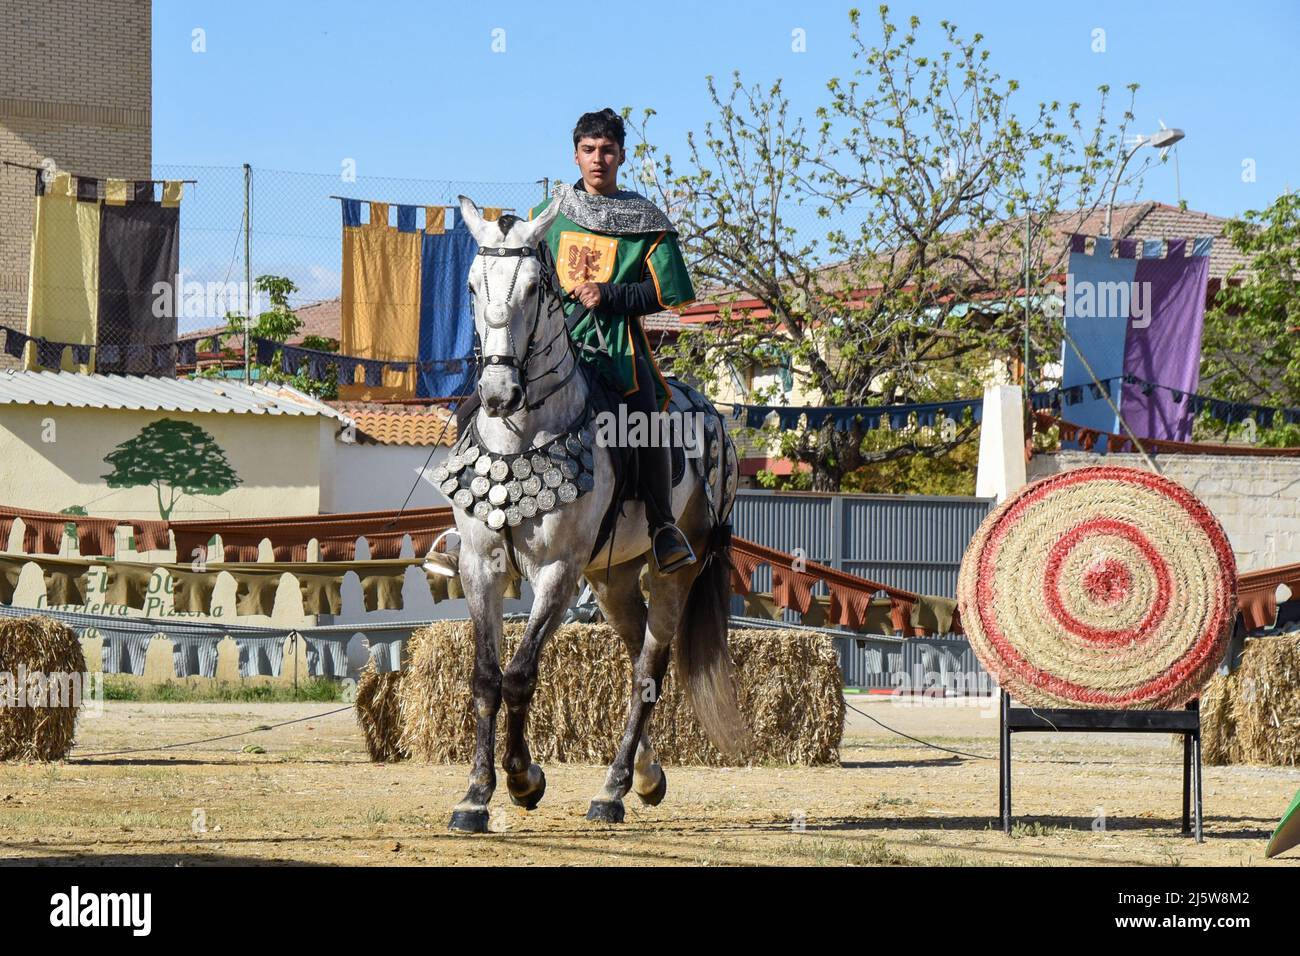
0,370,340,417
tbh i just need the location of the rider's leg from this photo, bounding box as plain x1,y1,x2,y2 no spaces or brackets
628,352,696,574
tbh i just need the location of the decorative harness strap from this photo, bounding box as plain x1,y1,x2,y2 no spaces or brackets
471,242,604,412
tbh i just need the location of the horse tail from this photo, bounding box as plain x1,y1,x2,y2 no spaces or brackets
675,522,751,760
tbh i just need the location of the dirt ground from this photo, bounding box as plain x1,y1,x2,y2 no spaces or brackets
2,696,1297,866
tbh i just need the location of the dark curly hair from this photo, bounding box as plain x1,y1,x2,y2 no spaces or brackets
572,108,625,149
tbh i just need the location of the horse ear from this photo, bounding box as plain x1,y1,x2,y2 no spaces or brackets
458,195,486,242
523,199,561,246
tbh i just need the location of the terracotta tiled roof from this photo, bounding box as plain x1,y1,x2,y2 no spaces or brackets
889,200,1243,280
181,296,342,347
1117,203,1249,279
683,201,1252,323
933,200,1247,285
328,401,458,447
285,297,342,343
643,310,685,333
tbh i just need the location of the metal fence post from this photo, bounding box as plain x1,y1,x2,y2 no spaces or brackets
242,162,252,382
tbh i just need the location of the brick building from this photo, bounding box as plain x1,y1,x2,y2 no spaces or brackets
0,0,152,369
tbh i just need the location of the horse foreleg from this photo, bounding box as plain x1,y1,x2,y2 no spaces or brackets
501,561,582,811
587,566,694,823
449,561,505,834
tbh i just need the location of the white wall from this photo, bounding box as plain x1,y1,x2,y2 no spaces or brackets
329,441,452,513
1027,451,1300,572
975,384,1027,502
0,404,326,520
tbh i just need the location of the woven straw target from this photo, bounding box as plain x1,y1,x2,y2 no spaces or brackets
957,466,1237,709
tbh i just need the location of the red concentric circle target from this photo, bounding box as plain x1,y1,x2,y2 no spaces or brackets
956,467,1237,709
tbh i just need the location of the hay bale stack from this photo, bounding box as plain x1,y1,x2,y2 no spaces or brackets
0,615,87,761
353,663,407,762
1200,634,1300,766
396,622,843,766
1198,666,1237,764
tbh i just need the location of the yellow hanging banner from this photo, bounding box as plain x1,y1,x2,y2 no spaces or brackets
340,212,421,399
25,173,100,372
424,206,446,235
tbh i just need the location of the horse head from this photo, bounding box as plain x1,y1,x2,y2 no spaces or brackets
458,195,562,417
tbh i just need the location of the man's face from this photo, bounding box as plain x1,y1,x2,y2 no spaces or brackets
574,135,624,194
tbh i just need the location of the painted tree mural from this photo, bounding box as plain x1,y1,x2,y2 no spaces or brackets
101,419,242,519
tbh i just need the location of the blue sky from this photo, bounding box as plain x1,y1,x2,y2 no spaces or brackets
152,1,1299,318
155,0,1299,219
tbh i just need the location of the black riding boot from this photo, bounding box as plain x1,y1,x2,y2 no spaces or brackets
638,441,696,574
626,352,695,574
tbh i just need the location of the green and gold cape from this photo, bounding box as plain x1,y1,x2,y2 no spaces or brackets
529,183,695,411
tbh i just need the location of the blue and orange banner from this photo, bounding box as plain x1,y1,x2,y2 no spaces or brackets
338,198,486,399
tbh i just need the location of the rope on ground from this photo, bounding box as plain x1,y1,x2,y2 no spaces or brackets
71,704,354,759
843,698,995,761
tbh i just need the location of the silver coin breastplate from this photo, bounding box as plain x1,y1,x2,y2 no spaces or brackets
439,416,598,529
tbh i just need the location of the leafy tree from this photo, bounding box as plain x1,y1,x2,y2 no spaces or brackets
200,274,339,399
630,6,1155,489
102,419,242,519
1200,190,1300,446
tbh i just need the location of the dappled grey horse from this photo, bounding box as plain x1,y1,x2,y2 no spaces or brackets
439,196,747,832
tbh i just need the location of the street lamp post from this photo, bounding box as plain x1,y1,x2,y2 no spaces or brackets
1103,126,1185,236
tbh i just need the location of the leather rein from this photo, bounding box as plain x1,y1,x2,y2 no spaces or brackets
471,242,602,412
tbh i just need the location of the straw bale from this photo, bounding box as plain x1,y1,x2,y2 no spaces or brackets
1200,635,1300,766
353,663,408,762
0,616,87,761
388,622,843,766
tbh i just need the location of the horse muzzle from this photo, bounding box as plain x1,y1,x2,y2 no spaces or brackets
480,383,524,416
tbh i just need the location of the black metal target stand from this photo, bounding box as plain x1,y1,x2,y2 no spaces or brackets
998,691,1203,842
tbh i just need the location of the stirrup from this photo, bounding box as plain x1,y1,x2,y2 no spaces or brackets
422,529,461,578
651,524,697,575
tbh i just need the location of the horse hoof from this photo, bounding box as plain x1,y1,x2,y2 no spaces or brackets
586,799,625,824
508,765,546,810
448,809,490,834
635,765,668,807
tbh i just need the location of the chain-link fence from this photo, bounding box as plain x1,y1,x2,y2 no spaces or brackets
155,165,549,328
0,158,860,380
0,161,550,375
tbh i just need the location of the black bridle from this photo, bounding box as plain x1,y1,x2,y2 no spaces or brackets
470,242,590,412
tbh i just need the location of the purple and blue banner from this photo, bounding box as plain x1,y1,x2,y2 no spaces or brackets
1061,233,1213,446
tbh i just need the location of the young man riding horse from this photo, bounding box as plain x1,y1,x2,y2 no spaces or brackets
527,108,697,574
439,111,746,832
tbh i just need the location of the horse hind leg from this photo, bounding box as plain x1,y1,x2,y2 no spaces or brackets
589,560,669,810
587,562,695,823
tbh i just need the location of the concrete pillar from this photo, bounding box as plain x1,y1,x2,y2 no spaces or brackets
976,384,1027,502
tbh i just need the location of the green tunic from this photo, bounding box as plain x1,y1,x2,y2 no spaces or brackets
528,198,695,411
